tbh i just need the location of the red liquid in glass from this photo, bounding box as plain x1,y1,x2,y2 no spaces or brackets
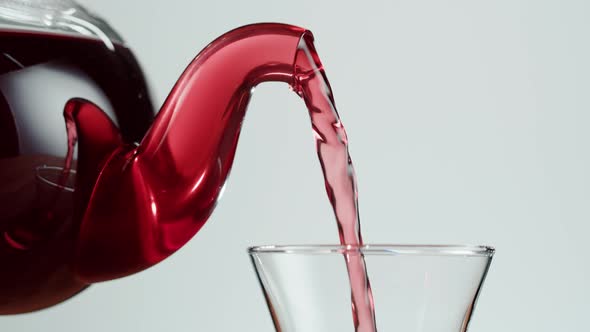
0,30,154,314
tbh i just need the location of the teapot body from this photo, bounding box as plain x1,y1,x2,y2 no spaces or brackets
0,0,155,314
0,0,317,316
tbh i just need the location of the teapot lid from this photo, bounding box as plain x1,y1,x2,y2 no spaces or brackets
0,0,123,49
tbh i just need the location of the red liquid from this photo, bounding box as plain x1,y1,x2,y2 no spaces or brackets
293,39,377,332
0,30,154,314
65,25,377,331
1,23,377,331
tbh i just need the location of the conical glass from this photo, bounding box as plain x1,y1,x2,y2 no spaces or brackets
249,244,494,332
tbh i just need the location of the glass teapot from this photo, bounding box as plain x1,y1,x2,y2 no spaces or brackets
0,0,321,314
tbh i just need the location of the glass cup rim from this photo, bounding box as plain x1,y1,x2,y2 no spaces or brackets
248,244,495,257
35,165,76,192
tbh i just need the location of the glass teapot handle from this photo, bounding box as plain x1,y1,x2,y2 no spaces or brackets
0,0,123,48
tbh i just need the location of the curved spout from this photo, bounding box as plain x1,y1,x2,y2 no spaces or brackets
72,23,319,282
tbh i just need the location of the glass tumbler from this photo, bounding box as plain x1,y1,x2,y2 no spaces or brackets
249,244,494,332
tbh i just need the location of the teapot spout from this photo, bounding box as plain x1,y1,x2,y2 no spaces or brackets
73,23,320,282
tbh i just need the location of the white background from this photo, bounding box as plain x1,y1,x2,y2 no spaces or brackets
2,0,590,331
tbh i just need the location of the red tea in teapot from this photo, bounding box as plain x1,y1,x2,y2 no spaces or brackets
0,24,377,332
62,24,376,332
0,29,155,314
